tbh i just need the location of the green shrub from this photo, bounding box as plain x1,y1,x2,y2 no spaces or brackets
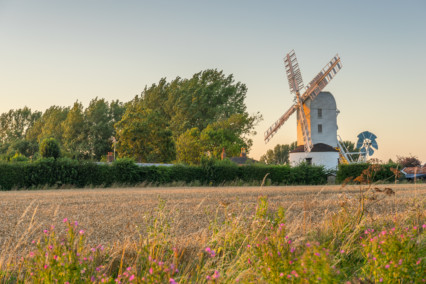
112,158,141,185
336,163,401,184
39,138,61,159
0,159,329,190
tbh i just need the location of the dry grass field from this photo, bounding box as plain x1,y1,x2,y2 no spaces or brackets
0,183,425,282
1,183,425,254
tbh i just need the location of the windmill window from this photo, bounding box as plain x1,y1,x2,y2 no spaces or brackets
318,124,323,133
318,108,322,118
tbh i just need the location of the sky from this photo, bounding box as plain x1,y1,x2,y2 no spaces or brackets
1,0,425,163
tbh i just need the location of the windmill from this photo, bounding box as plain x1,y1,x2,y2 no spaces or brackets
356,131,378,162
337,131,379,164
264,50,343,168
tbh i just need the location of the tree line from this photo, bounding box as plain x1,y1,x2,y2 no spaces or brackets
0,70,261,164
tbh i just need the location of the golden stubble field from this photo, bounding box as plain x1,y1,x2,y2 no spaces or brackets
1,184,425,257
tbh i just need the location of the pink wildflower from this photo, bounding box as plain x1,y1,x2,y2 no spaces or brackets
63,218,68,223
291,270,299,277
385,264,390,269
129,275,135,281
169,278,177,284
149,268,153,274
213,270,220,279
79,230,84,235
279,273,284,277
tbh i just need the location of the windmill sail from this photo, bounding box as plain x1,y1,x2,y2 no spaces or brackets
264,53,343,144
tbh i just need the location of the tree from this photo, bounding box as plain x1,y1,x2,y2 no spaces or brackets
340,140,360,161
115,70,260,162
175,128,202,165
199,113,258,159
137,69,254,138
84,98,112,160
397,155,421,168
6,139,38,158
61,101,86,158
260,142,298,165
0,107,41,143
39,137,61,159
170,70,250,136
26,106,69,143
114,99,175,163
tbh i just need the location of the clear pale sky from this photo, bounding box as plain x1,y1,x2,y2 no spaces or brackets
1,0,425,162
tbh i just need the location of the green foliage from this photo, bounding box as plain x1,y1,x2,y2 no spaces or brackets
0,107,41,143
0,160,328,190
260,142,298,165
341,140,360,161
26,106,69,143
112,158,141,185
175,128,202,165
0,70,258,163
115,103,175,163
116,69,260,162
22,219,107,282
336,163,400,183
39,138,61,159
360,226,425,283
61,101,86,158
199,113,257,159
10,153,29,162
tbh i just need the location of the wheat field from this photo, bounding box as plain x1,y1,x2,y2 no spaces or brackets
1,184,424,255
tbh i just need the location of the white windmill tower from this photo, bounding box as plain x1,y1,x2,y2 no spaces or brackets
264,50,343,169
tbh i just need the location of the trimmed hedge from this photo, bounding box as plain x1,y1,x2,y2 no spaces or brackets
336,163,400,183
0,159,328,190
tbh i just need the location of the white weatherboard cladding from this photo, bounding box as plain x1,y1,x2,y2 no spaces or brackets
297,92,338,148
310,92,338,147
289,151,340,170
